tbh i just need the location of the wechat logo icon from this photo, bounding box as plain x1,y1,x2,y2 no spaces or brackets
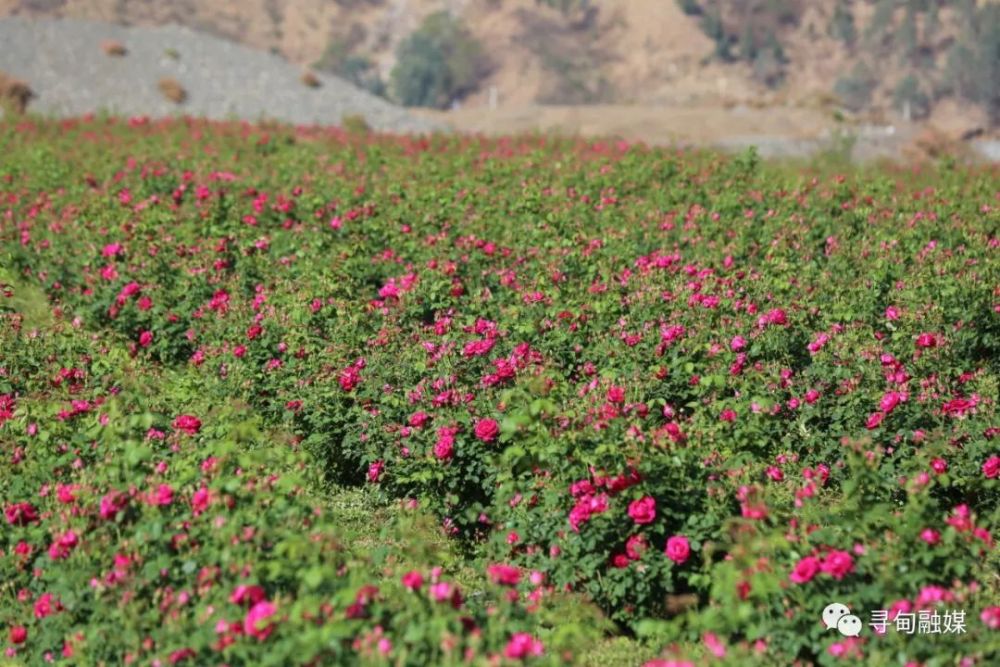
823,602,862,637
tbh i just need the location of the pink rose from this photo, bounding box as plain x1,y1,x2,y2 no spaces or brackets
433,436,454,461
627,496,657,525
10,626,27,644
865,411,884,430
487,563,521,586
401,571,424,590
172,414,201,435
5,502,39,526
243,600,276,640
983,456,999,479
789,555,821,584
34,593,59,619
230,584,266,607
504,633,544,660
191,487,211,516
48,530,79,560
429,581,453,602
916,332,938,348
703,632,726,658
138,330,153,347
981,606,1000,630
665,535,691,565
99,491,128,521
408,411,430,428
820,550,854,580
626,534,648,560
149,484,174,506
428,581,462,608
474,418,499,442
880,391,906,414
920,528,940,545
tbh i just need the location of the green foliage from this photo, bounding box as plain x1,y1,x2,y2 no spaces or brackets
829,0,856,47
341,113,371,135
0,117,998,666
942,5,1000,123
390,12,489,109
315,27,386,98
864,0,897,50
693,0,800,83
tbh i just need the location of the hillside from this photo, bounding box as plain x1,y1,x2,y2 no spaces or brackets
0,0,1000,159
2,1,997,137
0,16,441,132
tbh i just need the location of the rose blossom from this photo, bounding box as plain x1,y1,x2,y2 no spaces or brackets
172,414,201,435
789,556,821,584
627,496,657,525
504,633,544,659
665,535,691,565
983,456,999,479
243,600,276,640
473,418,499,442
820,550,854,580
401,571,424,591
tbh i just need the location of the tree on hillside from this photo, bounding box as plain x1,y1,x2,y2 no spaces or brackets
390,12,490,109
942,4,1000,123
834,60,878,111
828,0,856,48
684,0,802,87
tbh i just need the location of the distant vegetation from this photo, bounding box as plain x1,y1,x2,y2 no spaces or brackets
679,0,1000,122
315,24,386,98
390,12,490,109
678,0,800,87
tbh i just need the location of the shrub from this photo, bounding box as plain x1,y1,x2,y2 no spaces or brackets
892,74,931,119
157,77,187,104
338,56,387,97
751,35,787,88
828,0,856,46
101,39,127,56
315,26,387,98
833,61,878,112
0,70,33,114
696,0,800,77
341,113,370,134
676,0,702,17
300,70,321,88
943,4,1000,123
390,12,489,108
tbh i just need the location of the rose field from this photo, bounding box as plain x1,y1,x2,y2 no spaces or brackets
0,117,998,666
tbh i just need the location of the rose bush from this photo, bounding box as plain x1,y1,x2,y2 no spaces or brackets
1,117,998,665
